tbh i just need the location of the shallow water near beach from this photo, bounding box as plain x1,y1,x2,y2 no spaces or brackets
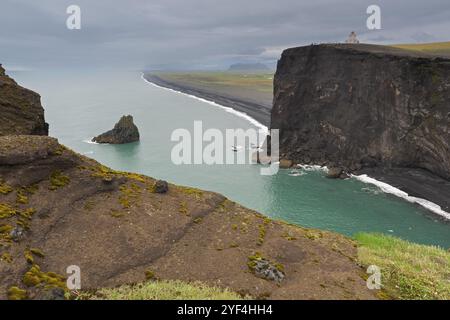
12,69,450,248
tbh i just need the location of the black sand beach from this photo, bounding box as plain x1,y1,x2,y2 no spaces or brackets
143,73,272,127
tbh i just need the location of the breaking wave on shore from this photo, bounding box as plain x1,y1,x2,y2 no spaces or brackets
354,174,450,221
141,74,268,134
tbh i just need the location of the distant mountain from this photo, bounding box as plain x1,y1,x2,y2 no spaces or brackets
228,63,270,72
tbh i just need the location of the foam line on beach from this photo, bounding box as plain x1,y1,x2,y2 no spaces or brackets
141,74,268,134
354,174,450,220
296,164,449,220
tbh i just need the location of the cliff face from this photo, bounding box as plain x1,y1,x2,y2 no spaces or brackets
0,65,48,136
271,44,450,180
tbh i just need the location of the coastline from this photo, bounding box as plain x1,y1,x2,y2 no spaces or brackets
141,72,450,221
143,73,271,127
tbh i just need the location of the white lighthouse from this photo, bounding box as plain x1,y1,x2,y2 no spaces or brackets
345,31,360,44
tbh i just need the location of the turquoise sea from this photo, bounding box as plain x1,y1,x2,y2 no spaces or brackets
12,69,450,248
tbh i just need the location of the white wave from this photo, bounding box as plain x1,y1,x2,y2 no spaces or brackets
83,138,98,145
297,164,328,172
353,174,450,221
82,151,94,155
361,187,381,195
141,73,268,134
288,169,305,177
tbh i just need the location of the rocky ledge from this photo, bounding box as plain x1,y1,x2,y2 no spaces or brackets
92,115,140,144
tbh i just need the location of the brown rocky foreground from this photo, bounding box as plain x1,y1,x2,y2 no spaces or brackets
0,135,376,300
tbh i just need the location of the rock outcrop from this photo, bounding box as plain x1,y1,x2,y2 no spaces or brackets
0,65,48,136
271,44,450,181
92,115,140,144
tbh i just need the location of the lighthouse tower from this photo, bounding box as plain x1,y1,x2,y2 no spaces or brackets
345,31,360,44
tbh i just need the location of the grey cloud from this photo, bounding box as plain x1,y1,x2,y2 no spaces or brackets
1,0,449,70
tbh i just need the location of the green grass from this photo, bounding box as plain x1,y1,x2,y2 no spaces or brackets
356,233,450,300
83,280,245,300
155,71,274,93
391,41,450,57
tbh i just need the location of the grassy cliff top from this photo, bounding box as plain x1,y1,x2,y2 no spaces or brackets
392,41,450,58
282,43,450,60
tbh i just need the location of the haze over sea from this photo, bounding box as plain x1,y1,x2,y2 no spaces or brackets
12,69,450,248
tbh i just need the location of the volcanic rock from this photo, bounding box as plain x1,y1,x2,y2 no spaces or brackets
92,115,140,144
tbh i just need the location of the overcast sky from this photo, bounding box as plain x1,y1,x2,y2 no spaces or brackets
1,0,449,70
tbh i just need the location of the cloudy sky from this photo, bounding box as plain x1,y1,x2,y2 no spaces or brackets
1,0,449,70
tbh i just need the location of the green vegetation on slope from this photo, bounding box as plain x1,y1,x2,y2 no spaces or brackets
356,233,450,300
82,280,245,300
391,41,450,57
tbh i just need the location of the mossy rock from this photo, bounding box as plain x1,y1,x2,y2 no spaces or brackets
22,264,67,290
0,224,13,234
247,252,285,283
257,224,266,246
179,201,189,215
7,286,27,300
16,190,28,204
49,171,70,190
30,248,45,258
0,203,16,219
1,252,13,263
0,181,13,195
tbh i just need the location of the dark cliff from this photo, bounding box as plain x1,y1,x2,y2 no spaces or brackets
271,44,450,181
0,65,48,136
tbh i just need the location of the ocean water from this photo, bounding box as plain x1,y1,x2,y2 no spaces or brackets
12,69,450,248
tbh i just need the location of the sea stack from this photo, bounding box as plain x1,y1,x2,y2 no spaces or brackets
92,115,140,144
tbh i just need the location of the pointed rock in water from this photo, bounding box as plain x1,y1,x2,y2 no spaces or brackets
92,115,140,144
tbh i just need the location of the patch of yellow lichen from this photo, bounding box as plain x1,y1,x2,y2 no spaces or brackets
0,203,16,219
7,286,27,300
0,180,13,195
49,171,70,190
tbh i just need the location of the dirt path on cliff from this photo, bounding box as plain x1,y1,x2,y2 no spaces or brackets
0,136,376,300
